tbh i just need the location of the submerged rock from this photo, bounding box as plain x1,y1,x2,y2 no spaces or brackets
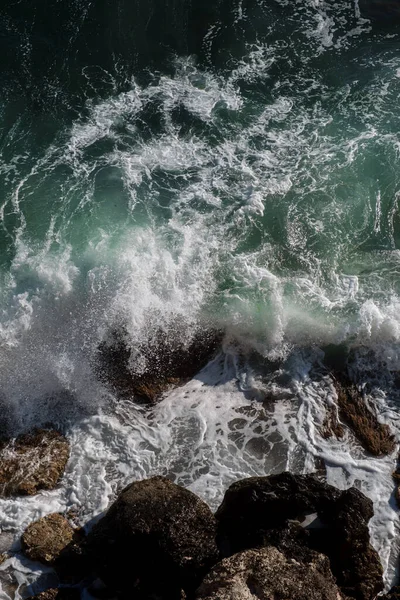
0,429,70,496
195,546,346,600
97,324,223,403
86,476,219,598
215,472,383,600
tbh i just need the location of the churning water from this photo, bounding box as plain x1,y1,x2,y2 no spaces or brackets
1,0,400,596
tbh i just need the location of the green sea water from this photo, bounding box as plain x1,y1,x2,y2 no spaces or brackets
0,0,400,414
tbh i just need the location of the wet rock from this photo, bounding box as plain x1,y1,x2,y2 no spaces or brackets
195,546,347,600
22,514,78,564
22,513,87,584
321,404,345,440
97,324,223,403
215,472,383,600
0,429,70,496
86,476,219,598
334,378,395,457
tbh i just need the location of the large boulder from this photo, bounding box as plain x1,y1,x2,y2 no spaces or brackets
195,546,346,600
86,476,219,598
0,429,70,496
97,324,223,404
215,472,383,600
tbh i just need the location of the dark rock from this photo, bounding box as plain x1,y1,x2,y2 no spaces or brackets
97,323,223,404
195,546,347,600
334,378,395,457
319,487,383,600
86,476,219,598
215,472,341,553
0,429,70,496
381,586,400,599
215,472,383,600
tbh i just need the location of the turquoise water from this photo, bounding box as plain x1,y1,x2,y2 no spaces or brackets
2,3,400,353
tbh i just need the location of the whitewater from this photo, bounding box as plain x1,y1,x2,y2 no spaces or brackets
1,0,400,596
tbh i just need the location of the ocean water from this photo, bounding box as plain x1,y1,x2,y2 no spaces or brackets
1,0,400,596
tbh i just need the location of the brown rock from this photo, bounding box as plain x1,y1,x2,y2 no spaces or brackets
321,405,344,439
86,476,219,598
334,378,395,457
0,429,70,496
97,324,223,404
22,513,77,564
195,546,347,600
26,591,59,600
21,513,87,584
26,589,80,600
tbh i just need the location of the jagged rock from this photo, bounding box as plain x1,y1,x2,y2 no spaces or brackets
97,324,223,403
195,546,346,600
215,472,383,600
334,378,395,457
0,429,70,496
86,476,219,598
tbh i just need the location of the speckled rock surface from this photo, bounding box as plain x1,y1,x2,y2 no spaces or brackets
195,546,346,600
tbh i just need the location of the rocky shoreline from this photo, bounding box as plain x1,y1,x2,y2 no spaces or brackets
1,333,400,599
0,472,397,600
